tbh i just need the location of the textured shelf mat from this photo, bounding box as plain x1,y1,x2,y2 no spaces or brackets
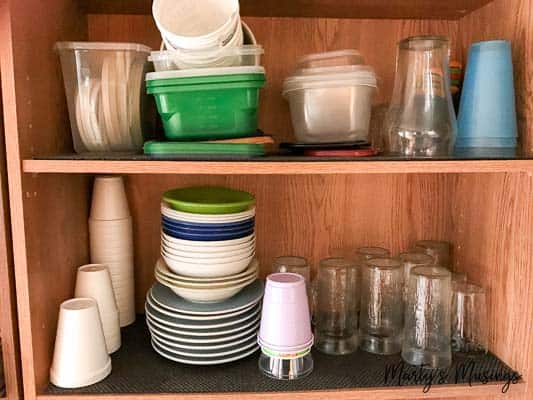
46,317,521,395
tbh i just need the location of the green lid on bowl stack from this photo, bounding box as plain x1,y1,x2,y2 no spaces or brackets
163,186,256,214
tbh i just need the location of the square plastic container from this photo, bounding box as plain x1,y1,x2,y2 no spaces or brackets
146,66,266,141
55,42,151,153
283,65,377,143
149,45,264,71
295,50,364,69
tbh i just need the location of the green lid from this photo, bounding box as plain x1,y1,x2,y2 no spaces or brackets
162,186,256,214
144,140,265,156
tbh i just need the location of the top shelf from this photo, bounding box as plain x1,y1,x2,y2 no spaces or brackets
80,0,494,20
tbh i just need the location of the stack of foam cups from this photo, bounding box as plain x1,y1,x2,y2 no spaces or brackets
75,264,121,353
89,176,135,327
257,273,314,380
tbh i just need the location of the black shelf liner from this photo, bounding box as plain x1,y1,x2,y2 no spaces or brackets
46,318,521,395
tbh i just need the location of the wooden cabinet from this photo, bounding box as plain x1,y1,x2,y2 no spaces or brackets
0,0,532,399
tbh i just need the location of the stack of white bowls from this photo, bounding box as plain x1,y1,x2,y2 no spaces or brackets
151,0,245,68
89,176,135,327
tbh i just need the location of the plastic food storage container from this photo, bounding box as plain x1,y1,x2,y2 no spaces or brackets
283,65,377,143
149,45,263,71
55,42,151,153
146,66,266,141
296,50,364,69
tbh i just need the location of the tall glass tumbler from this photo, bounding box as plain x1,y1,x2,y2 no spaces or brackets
359,257,404,354
414,240,452,268
315,258,358,355
353,247,391,314
273,256,313,315
451,283,488,353
399,252,434,301
384,36,457,157
402,266,452,369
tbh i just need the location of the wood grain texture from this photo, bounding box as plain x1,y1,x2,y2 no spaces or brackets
83,0,493,20
87,14,459,144
22,159,533,175
458,0,533,156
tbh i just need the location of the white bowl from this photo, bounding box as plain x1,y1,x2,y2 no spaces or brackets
161,203,255,223
160,246,255,265
160,241,255,260
162,235,255,255
161,231,254,248
159,277,257,303
155,258,258,283
155,269,257,288
162,253,254,278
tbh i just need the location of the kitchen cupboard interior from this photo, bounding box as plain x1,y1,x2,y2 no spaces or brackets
0,0,532,399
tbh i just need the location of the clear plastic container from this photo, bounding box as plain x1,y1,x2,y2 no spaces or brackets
55,42,151,153
296,50,364,69
283,65,377,143
150,45,263,71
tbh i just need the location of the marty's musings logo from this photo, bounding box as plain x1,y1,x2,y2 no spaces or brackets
384,360,521,393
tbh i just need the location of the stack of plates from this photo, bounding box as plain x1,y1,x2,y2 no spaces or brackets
146,280,264,365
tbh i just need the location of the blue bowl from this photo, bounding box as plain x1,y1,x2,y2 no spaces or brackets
162,226,254,242
161,221,254,235
161,215,255,232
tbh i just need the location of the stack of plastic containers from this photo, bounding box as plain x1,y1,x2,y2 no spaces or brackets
282,50,378,156
146,0,267,158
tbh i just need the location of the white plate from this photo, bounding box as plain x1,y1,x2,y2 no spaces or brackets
155,258,258,283
149,280,264,315
161,203,256,223
149,328,257,351
161,231,255,248
152,335,257,358
151,339,259,365
161,245,255,264
145,296,260,329
155,269,258,288
156,275,256,302
162,235,255,254
145,310,261,337
163,253,254,278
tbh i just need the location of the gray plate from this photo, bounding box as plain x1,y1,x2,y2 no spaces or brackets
145,299,261,330
149,327,258,351
151,335,258,358
150,280,264,315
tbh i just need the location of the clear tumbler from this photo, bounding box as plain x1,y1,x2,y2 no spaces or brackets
414,240,452,268
384,36,457,157
451,283,488,353
399,252,434,301
273,256,313,315
359,257,404,354
315,258,358,355
402,266,452,368
353,247,391,312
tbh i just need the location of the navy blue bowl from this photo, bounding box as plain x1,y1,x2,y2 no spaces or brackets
162,226,255,242
161,215,255,232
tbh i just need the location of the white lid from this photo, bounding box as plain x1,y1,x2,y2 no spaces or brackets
296,49,364,68
55,42,151,53
283,65,377,93
146,65,265,80
149,45,263,61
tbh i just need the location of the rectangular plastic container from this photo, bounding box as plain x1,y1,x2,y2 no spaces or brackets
146,66,266,141
55,42,151,153
143,141,265,157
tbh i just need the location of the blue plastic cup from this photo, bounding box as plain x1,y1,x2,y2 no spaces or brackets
456,40,517,147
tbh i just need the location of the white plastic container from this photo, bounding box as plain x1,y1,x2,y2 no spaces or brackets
296,50,364,69
55,42,151,153
283,65,377,143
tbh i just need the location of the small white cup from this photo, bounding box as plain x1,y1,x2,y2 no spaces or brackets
90,176,130,221
50,298,112,388
74,264,121,353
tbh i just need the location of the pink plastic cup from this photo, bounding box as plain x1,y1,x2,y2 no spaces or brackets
258,273,313,352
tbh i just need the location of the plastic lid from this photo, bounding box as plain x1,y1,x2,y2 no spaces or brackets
149,45,263,61
296,49,364,69
283,65,377,93
55,41,151,53
146,65,265,81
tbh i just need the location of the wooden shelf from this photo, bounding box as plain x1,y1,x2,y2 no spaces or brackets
23,157,533,175
42,318,524,400
81,0,494,20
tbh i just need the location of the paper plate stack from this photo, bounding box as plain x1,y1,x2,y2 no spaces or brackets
146,186,263,364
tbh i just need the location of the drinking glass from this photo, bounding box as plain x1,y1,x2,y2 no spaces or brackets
273,256,312,314
315,258,358,355
414,240,452,268
402,266,452,369
353,247,391,313
359,257,404,354
451,283,488,353
384,36,457,157
399,252,434,301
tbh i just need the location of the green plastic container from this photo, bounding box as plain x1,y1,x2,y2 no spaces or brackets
146,67,266,141
144,140,265,156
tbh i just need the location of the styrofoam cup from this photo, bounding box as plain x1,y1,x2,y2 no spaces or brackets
90,176,130,220
74,264,121,353
50,298,111,388
258,273,313,352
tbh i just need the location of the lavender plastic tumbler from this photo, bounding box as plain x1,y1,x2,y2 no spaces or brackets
258,273,313,380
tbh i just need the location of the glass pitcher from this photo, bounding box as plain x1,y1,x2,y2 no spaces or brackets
384,36,457,157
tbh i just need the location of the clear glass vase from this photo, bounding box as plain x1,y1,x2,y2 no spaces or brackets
384,36,457,157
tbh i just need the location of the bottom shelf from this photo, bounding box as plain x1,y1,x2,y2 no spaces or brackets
44,318,523,399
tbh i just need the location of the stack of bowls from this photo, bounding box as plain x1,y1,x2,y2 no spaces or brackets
146,186,263,364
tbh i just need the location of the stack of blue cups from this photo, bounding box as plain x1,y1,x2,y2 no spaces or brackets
455,40,518,157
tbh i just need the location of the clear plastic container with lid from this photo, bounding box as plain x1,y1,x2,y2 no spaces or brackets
295,49,364,69
283,64,377,143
